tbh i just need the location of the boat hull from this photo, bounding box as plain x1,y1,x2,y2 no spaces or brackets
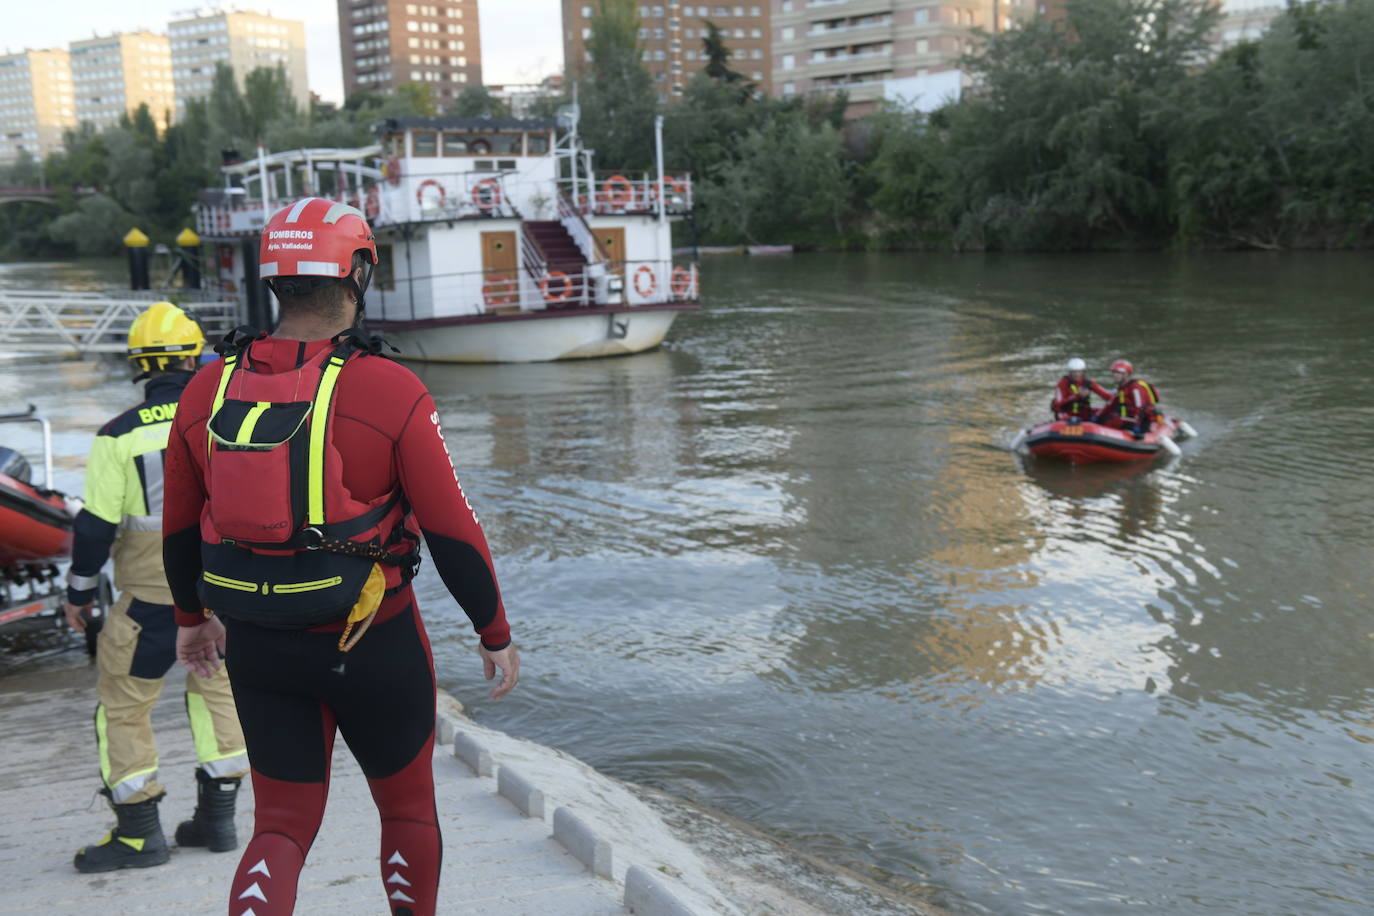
0,472,73,567
1022,417,1184,464
371,303,695,364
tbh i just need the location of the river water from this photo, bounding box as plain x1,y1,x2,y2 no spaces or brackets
3,252,1372,914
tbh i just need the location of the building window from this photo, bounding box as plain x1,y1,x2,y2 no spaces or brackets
915,9,928,25
917,38,929,54
782,53,794,70
782,81,795,95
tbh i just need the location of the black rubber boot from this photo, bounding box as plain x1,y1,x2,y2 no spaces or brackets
174,767,241,852
73,790,170,873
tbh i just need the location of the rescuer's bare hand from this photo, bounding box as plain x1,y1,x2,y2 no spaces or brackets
177,615,227,677
479,643,521,700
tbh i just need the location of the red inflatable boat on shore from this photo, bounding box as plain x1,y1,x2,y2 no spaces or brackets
1015,415,1196,464
0,407,84,638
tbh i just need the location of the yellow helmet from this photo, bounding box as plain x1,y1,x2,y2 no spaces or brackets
127,301,206,378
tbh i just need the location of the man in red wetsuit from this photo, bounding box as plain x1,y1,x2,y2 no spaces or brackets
1051,357,1112,421
163,196,519,916
1094,359,1161,436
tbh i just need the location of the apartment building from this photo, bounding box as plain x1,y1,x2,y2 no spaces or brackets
563,2,772,102
338,1,482,102
772,0,1043,115
0,49,75,164
1213,0,1285,49
169,10,308,115
69,32,175,133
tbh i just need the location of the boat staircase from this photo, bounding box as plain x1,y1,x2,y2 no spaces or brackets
523,221,589,308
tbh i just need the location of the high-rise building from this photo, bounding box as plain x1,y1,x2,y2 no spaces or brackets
0,49,75,165
1213,0,1285,49
338,1,482,103
169,10,308,116
69,32,176,133
563,2,772,102
771,0,1044,116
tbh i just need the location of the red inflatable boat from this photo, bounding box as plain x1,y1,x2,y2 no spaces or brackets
0,468,72,567
1017,416,1194,464
1,408,80,637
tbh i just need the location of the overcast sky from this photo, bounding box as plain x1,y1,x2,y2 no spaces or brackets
4,0,564,103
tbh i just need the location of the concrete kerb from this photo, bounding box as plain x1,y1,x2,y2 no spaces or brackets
452,731,493,777
554,807,614,879
625,864,700,916
497,765,546,819
440,706,693,907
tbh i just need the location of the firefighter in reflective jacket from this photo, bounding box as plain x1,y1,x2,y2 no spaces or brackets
1094,359,1161,436
1052,357,1112,421
63,302,248,874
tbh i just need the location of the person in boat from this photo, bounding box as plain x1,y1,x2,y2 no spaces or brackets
162,196,519,916
1052,357,1112,421
63,302,249,873
1094,359,1161,437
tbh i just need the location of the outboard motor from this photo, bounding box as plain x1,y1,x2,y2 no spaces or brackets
0,446,31,483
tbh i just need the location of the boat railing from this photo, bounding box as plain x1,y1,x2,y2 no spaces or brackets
564,171,693,218
370,258,698,322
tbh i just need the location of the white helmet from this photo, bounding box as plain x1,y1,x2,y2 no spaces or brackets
1065,357,1086,372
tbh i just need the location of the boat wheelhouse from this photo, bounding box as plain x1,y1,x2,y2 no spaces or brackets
194,114,699,362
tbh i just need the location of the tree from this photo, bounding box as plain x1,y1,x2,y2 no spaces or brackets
448,86,511,119
937,0,1219,249
393,82,438,117
243,65,298,141
701,21,747,85
578,0,657,170
698,110,851,246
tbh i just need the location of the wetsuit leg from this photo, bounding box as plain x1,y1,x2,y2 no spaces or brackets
222,620,339,916
331,605,440,916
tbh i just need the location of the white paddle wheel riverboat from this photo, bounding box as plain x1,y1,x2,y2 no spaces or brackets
193,113,699,362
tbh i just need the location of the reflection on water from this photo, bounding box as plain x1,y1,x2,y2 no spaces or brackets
9,252,1374,914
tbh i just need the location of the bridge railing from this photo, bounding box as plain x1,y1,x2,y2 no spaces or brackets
0,291,239,354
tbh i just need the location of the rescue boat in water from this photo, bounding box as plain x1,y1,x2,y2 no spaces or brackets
1017,416,1195,464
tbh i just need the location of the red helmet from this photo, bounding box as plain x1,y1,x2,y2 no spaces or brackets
259,197,378,306
1110,359,1133,375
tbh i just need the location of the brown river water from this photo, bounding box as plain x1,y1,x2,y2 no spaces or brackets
2,251,1372,914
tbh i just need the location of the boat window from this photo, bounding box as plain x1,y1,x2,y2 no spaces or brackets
412,131,438,157
490,134,521,155
497,160,516,171
468,137,493,155
441,132,468,156
375,243,396,291
473,160,494,172
528,134,550,155
384,134,404,157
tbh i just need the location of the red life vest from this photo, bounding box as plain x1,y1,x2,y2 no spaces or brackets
198,330,418,628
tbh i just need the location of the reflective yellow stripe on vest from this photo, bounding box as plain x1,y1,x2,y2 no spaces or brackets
307,355,348,526
235,402,271,445
209,354,238,456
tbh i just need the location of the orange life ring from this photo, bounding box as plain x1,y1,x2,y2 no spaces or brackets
364,186,381,220
633,265,657,298
472,178,502,212
416,178,446,208
482,274,515,307
603,174,634,208
540,270,572,302
671,266,693,298
383,156,402,186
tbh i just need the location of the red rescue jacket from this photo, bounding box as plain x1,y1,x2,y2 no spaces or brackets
1096,379,1160,427
1052,376,1112,419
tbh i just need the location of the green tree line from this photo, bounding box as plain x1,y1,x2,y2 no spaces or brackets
3,0,1371,258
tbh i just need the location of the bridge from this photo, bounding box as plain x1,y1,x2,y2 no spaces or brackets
0,186,98,205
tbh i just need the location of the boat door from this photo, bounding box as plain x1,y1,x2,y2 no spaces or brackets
596,227,626,278
481,231,518,308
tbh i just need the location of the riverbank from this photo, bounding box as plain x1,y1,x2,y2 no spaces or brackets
0,649,943,915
